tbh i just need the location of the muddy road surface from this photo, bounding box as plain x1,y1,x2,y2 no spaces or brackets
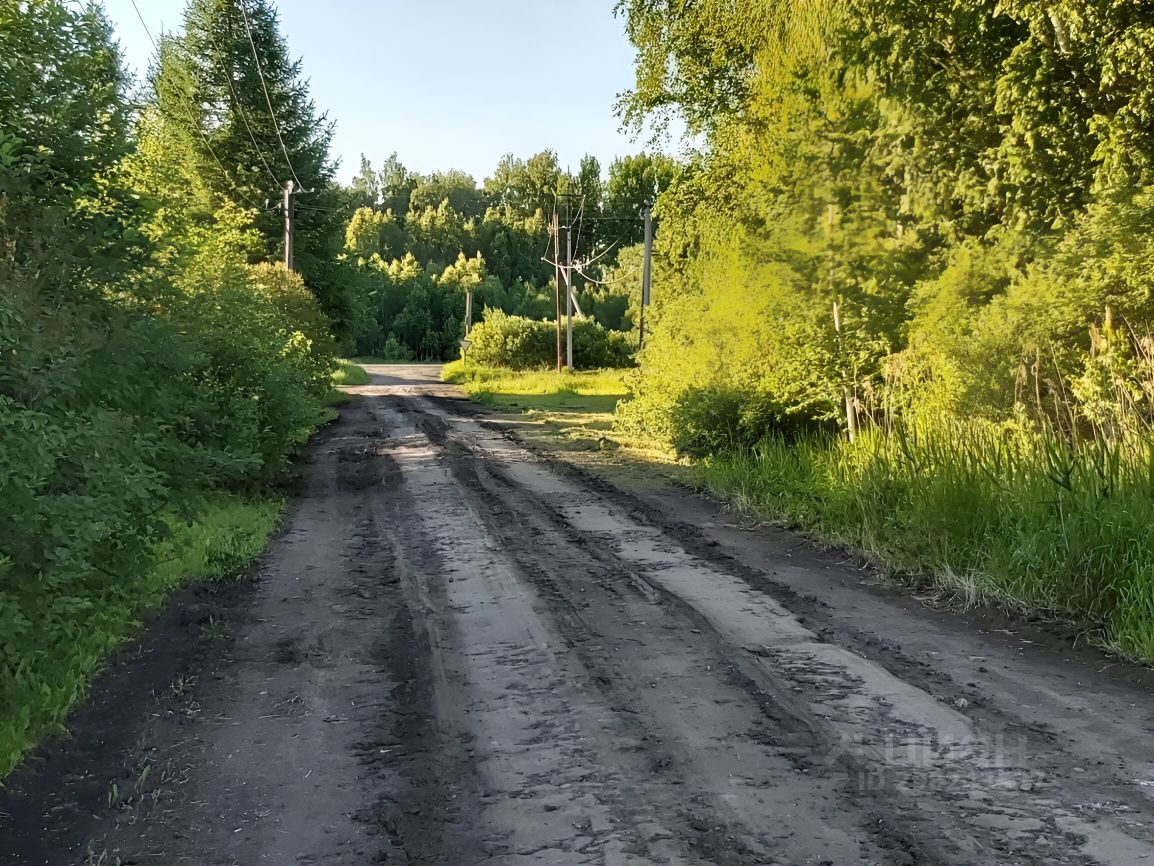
6,364,1154,865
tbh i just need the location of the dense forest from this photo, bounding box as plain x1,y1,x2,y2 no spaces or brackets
0,0,669,773
615,0,1154,657
340,149,675,361
619,0,1154,444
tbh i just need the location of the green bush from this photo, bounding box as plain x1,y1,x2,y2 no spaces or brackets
250,262,338,358
466,309,555,368
0,0,336,778
164,258,335,483
573,322,636,369
466,308,635,369
668,388,748,457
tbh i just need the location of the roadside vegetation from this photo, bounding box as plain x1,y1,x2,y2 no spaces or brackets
696,428,1154,657
609,1,1154,658
443,362,641,453
12,0,1154,783
0,0,342,776
444,361,627,409
332,360,370,387
341,152,670,363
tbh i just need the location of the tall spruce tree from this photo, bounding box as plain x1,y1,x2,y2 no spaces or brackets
153,0,353,335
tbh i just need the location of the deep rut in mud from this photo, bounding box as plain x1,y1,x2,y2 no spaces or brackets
6,366,1154,866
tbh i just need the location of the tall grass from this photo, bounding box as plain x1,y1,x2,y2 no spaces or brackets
697,420,1154,659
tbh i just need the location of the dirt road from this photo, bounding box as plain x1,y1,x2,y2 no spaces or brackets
6,364,1154,865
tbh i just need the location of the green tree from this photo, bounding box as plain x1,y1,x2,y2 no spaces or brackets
409,170,487,219
155,0,352,336
484,150,563,218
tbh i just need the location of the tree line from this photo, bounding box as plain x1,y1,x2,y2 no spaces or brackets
340,150,677,361
0,0,676,773
618,0,1154,446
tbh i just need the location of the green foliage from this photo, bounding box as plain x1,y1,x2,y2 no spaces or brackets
665,388,826,458
465,310,635,370
443,361,629,398
614,0,1154,655
154,0,352,341
484,150,563,218
615,0,1154,442
697,422,1154,658
332,359,370,386
0,493,284,778
0,0,336,777
465,310,555,369
342,149,670,362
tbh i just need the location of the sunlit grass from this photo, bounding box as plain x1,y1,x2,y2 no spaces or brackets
442,360,628,399
695,422,1154,660
441,361,678,459
331,359,369,386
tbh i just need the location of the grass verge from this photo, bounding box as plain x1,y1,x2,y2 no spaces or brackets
694,424,1154,660
0,493,284,779
441,360,646,452
332,359,369,386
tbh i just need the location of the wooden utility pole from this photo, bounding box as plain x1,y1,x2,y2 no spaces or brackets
640,205,653,348
283,179,295,271
552,210,563,373
565,223,574,371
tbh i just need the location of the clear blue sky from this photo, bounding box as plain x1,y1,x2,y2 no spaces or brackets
101,0,674,184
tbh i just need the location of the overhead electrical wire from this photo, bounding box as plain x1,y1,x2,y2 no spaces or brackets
216,27,282,190
573,265,640,287
293,203,344,213
571,195,585,259
542,202,559,261
129,0,262,209
238,0,304,189
575,230,631,270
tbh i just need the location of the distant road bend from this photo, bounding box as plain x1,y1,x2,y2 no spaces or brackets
7,363,1154,865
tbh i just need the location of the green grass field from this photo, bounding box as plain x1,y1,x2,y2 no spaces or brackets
441,362,629,449
694,424,1154,660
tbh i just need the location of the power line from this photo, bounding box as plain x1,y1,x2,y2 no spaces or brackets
129,0,261,210
294,203,345,213
576,231,631,270
540,201,560,261
581,215,644,223
573,266,639,287
238,0,304,189
571,195,585,258
543,222,636,273
216,30,281,189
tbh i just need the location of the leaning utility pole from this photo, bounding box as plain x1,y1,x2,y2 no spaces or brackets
552,209,563,373
640,204,653,348
565,223,574,371
283,179,295,271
